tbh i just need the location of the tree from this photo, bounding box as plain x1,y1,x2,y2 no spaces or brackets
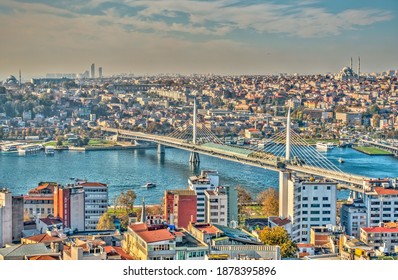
96,213,116,230
117,190,137,214
257,188,279,217
237,186,252,205
259,226,297,258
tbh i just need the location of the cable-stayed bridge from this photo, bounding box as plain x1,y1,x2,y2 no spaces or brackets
101,102,370,192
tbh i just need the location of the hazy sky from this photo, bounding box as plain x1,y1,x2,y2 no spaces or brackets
1,0,397,79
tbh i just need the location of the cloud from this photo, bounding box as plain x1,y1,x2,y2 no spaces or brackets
6,0,394,38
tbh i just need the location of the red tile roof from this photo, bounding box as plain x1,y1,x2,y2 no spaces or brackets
28,255,59,260
104,246,134,260
297,243,315,248
373,187,398,195
136,229,175,243
362,227,398,233
23,233,64,244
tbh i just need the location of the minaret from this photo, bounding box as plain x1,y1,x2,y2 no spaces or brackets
19,69,21,86
358,56,361,78
350,57,353,69
285,106,291,162
140,197,146,223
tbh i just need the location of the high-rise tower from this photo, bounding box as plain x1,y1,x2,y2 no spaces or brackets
91,63,95,78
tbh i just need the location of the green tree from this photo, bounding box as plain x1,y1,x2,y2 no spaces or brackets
259,226,297,258
256,188,279,217
96,213,116,230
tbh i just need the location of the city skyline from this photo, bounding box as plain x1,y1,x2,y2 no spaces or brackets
1,0,398,79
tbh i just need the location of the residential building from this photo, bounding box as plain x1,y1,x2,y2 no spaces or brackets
23,182,56,219
54,184,85,231
360,222,398,254
164,189,197,229
0,243,55,260
279,172,337,243
122,223,208,260
188,171,218,222
340,199,367,237
0,188,12,247
362,178,398,226
204,187,228,226
54,181,107,231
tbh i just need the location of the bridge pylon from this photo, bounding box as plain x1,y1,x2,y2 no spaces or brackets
190,97,200,165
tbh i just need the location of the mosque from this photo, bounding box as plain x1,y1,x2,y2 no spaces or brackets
335,57,361,81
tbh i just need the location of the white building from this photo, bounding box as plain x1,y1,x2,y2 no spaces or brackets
360,222,398,254
204,187,228,226
362,179,398,227
188,171,218,222
0,188,12,247
77,181,108,230
279,172,337,243
340,199,367,238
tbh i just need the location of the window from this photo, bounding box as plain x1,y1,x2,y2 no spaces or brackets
310,217,320,221
327,186,331,190
302,204,308,208
323,211,331,214
303,197,308,201
323,197,328,201
323,204,331,208
322,218,331,221
311,204,320,207
302,211,308,214
314,186,318,190
310,211,320,214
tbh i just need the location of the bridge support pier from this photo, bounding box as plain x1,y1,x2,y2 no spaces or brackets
189,151,200,164
157,144,165,154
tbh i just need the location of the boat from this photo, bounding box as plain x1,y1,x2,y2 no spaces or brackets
316,142,334,152
338,157,344,163
45,146,55,155
18,144,43,155
1,142,24,152
141,183,156,189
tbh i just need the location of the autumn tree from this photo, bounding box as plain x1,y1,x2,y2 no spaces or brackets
259,226,297,258
237,186,252,205
117,190,137,214
96,213,116,230
257,188,279,217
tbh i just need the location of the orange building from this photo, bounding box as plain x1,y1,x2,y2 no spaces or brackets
164,190,197,229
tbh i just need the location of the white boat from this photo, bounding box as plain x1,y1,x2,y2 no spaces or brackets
338,157,344,163
141,183,156,189
316,142,334,152
45,146,55,155
18,144,43,155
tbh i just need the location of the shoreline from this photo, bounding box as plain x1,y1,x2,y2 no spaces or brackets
352,145,393,156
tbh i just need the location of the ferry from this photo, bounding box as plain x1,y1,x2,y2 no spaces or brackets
18,144,43,155
1,142,24,153
141,183,156,189
316,142,334,152
45,146,55,155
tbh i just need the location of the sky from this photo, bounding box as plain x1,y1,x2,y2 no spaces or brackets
0,0,397,79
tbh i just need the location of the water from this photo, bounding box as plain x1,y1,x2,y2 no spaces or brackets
0,147,397,204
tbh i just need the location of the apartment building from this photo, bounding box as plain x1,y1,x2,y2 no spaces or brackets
164,189,197,229
204,187,228,226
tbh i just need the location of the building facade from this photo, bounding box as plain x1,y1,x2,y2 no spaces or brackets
0,188,12,247
279,172,337,243
204,187,228,226
164,190,197,229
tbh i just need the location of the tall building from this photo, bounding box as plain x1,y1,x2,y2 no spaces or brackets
204,186,228,226
54,181,108,231
279,172,337,243
224,185,238,225
0,188,12,247
54,184,85,231
164,190,197,229
91,63,95,78
12,196,24,242
188,170,218,222
98,67,102,78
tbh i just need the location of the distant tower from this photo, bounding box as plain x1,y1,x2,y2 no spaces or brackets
350,57,353,69
91,63,95,78
19,69,21,86
358,57,361,78
98,67,103,79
